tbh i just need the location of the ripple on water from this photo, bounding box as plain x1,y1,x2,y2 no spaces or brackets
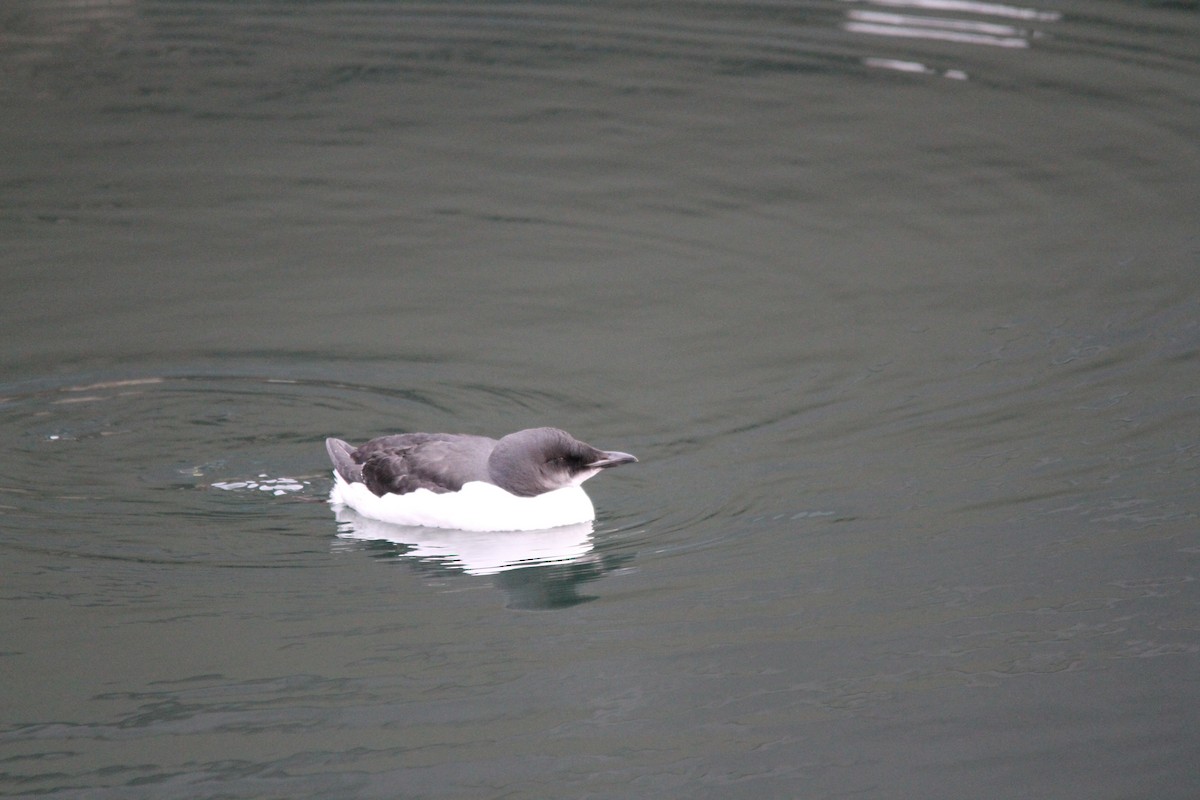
0,362,653,576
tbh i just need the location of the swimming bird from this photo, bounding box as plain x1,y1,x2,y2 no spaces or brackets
326,427,637,531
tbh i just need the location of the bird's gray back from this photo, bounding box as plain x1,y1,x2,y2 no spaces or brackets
351,433,497,496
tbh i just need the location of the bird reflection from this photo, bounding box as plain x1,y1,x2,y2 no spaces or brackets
331,506,630,609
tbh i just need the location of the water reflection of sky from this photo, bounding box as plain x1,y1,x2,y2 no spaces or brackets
843,0,1062,78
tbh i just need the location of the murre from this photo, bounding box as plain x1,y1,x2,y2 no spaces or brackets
326,427,637,531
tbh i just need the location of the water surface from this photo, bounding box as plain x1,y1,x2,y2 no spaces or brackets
2,1,1198,797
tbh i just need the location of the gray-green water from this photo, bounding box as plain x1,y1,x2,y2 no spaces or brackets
3,1,1198,797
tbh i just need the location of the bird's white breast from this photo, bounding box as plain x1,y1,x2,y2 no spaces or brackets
329,472,596,531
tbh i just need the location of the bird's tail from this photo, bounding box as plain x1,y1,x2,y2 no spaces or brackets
325,438,363,484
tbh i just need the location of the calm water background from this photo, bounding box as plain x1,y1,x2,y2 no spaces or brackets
2,1,1199,797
